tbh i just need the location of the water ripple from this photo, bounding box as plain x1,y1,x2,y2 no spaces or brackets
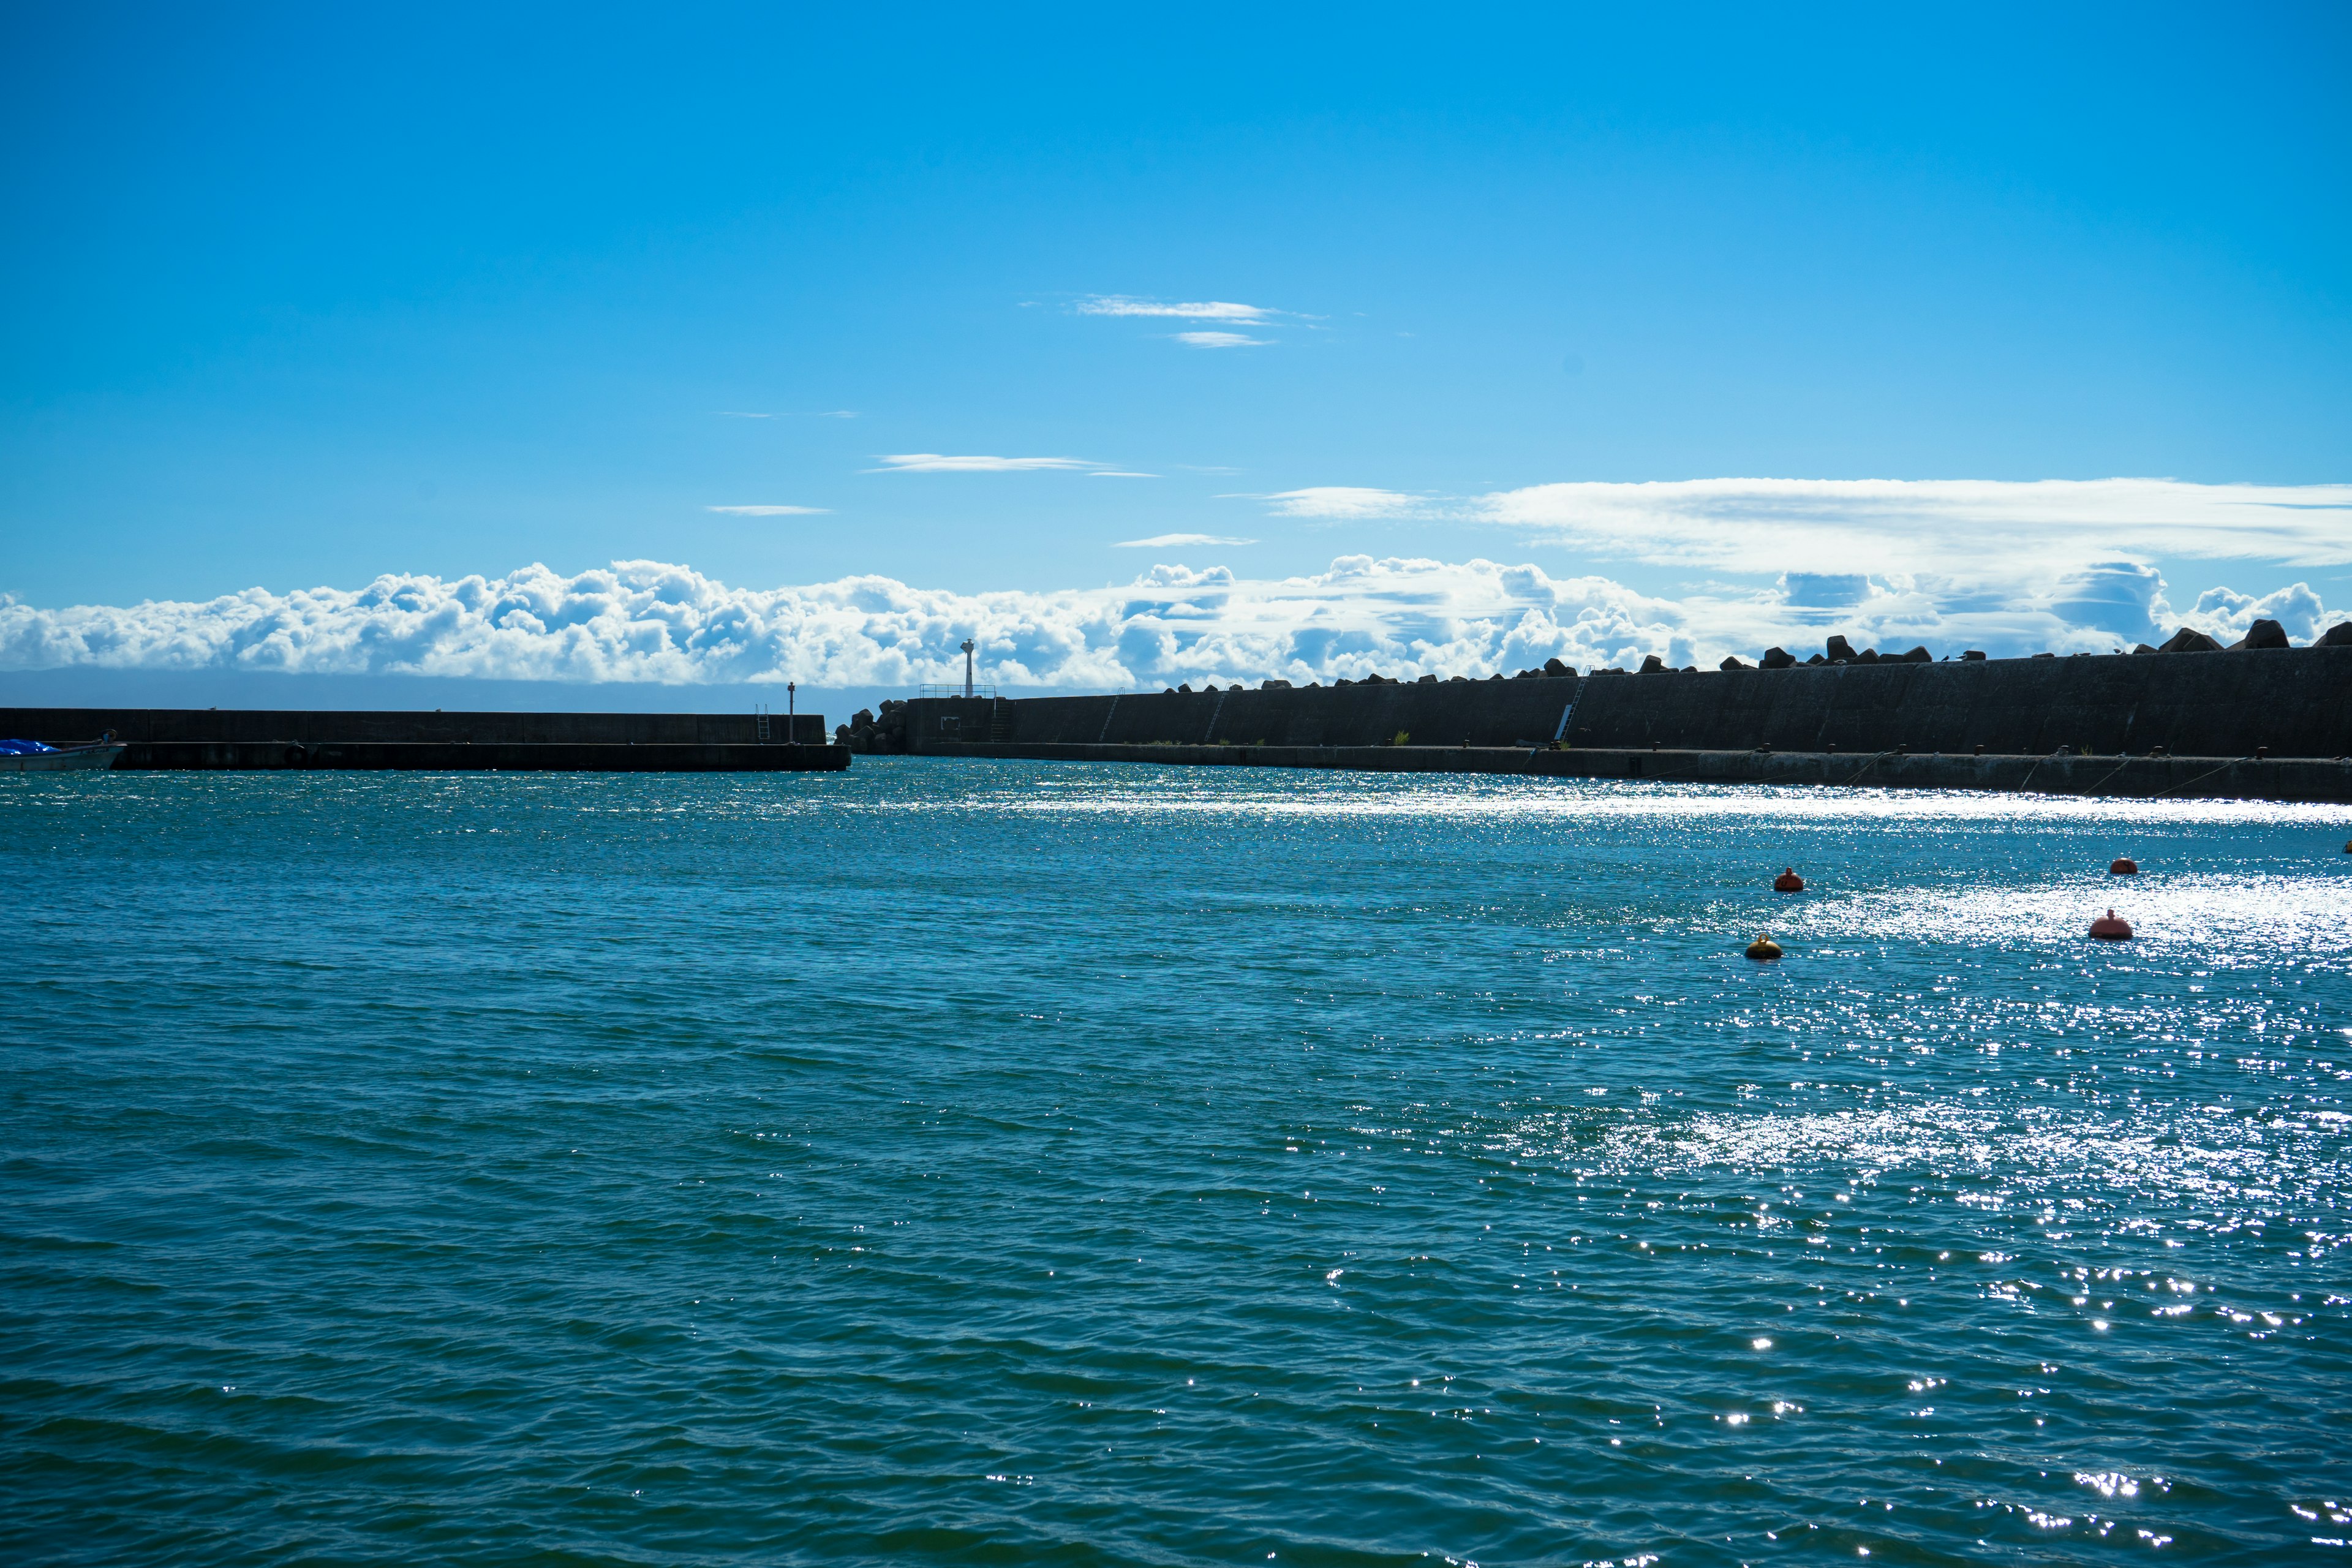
1,760,2345,1564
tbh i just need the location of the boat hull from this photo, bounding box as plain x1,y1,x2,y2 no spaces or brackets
0,743,126,773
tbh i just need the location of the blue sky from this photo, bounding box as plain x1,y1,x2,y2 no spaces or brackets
2,3,2348,698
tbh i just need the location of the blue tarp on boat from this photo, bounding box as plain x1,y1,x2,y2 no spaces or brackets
0,739,58,755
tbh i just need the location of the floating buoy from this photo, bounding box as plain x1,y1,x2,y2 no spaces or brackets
2088,908,2133,940
1746,932,1784,961
2109,858,2138,875
1773,868,1805,892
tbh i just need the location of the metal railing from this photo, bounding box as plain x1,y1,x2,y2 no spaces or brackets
918,685,997,699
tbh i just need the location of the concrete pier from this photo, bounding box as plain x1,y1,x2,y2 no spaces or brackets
0,707,849,772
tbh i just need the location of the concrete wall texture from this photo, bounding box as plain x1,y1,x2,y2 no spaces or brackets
908,647,2352,759
908,678,1582,752
1,707,830,747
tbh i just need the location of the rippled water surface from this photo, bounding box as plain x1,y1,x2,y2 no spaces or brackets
6,760,2350,1564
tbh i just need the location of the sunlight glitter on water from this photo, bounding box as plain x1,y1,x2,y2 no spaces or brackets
970,770,2352,829
4,762,2346,1564
1741,873,2352,952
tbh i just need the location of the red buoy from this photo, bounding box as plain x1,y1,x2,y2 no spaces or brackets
2088,908,2133,940
2109,858,2139,875
1773,868,1805,892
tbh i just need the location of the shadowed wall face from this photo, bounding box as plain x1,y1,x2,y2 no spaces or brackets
0,709,829,747
910,682,1583,750
908,649,2352,758
1559,649,2352,756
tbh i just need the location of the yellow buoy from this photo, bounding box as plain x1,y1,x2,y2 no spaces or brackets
1745,932,1784,961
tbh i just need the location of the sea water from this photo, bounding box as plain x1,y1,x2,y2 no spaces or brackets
4,760,2348,1564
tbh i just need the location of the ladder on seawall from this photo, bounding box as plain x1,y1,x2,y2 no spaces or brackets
1096,694,1121,742
1551,684,1581,745
1204,688,1229,744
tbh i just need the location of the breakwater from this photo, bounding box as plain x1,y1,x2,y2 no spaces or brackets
0,707,847,772
895,644,2352,772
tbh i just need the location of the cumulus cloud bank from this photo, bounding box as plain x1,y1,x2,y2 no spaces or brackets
4,554,2333,691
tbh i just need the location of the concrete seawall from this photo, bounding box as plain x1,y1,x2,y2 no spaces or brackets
2,706,830,747
903,646,2352,763
911,742,2352,802
115,741,849,772
0,707,846,772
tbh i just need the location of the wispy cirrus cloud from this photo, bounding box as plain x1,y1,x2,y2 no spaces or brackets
706,504,829,516
1115,533,1256,548
1173,331,1269,349
1475,477,2352,574
1259,486,1430,519
1233,475,2352,650
1251,477,2352,572
869,453,1099,473
1076,295,1286,325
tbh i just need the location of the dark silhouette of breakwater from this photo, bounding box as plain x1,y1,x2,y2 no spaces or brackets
894,646,2352,760
865,639,2352,798
0,707,847,772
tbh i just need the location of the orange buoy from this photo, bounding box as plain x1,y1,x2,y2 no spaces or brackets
2088,908,2133,940
2109,858,2139,875
1773,868,1805,892
1746,932,1784,961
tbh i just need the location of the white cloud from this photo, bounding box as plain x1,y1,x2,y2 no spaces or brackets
1240,475,2351,644
1261,486,1428,519
1476,477,2352,574
705,505,829,516
1089,471,1161,479
869,454,1098,473
1114,533,1256,548
1172,331,1270,349
13,554,2325,693
2190,581,2331,641
12,471,2351,695
1076,295,1283,324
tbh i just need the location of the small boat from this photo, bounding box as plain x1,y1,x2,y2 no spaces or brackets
0,734,127,773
